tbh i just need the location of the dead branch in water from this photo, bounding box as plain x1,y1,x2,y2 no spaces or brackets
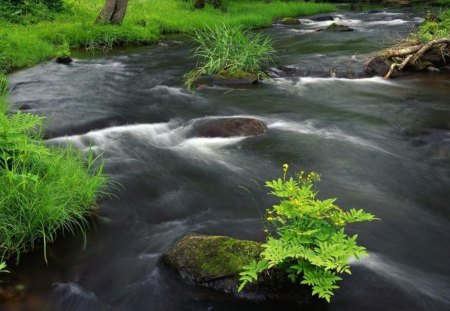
383,38,450,79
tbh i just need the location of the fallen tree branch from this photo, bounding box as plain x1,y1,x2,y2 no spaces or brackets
410,38,450,63
383,44,423,58
383,38,450,79
384,54,414,79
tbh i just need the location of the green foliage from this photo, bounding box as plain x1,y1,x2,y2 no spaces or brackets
0,0,335,74
239,165,378,302
419,9,450,41
0,0,63,24
184,24,275,88
0,73,7,114
0,261,8,274
0,76,108,264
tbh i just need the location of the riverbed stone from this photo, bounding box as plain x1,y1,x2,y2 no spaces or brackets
278,17,301,25
363,55,393,76
197,118,267,138
311,15,335,22
55,57,73,64
162,233,313,303
324,23,353,32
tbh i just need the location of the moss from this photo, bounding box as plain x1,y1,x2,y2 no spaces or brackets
279,17,300,25
197,236,262,276
164,234,262,281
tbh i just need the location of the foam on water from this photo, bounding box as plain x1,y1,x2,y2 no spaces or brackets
268,120,390,154
365,19,409,26
48,118,249,171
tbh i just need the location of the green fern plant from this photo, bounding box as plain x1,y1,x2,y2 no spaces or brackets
239,164,378,302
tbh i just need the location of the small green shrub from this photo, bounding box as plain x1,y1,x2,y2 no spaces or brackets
0,0,63,24
0,85,108,263
419,9,450,41
239,165,377,302
184,24,275,88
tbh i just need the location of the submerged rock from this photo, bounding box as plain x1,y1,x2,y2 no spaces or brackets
310,15,335,22
163,234,313,303
324,23,353,32
266,66,297,78
278,17,300,25
55,57,73,64
196,118,267,138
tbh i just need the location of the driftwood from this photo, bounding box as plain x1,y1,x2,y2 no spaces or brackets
383,38,450,79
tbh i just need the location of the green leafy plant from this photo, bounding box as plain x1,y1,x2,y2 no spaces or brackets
419,9,450,41
184,23,275,88
0,261,8,274
0,75,108,264
239,164,378,302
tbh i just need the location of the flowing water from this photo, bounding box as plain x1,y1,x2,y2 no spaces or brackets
4,8,450,311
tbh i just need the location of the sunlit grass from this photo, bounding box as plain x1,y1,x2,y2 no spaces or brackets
0,0,335,73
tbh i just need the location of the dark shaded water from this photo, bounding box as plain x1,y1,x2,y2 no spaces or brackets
4,9,450,311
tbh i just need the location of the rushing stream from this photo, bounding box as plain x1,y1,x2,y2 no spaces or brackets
4,8,450,311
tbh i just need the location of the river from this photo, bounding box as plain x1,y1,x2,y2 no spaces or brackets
5,7,450,311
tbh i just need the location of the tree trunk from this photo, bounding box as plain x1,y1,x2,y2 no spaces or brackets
96,0,128,25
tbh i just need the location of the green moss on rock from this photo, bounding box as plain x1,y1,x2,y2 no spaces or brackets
163,234,261,282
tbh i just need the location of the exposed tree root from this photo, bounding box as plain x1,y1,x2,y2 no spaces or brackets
382,38,450,79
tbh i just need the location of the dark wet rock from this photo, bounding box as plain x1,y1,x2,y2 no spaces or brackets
411,129,450,159
197,118,267,138
310,15,335,22
420,49,450,68
366,10,383,14
266,66,297,78
193,75,258,88
163,234,313,304
324,23,353,32
364,55,393,76
18,104,31,111
411,129,450,147
213,77,258,86
278,17,300,25
55,57,73,64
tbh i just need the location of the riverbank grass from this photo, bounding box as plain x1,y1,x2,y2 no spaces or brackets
0,0,335,73
0,74,108,265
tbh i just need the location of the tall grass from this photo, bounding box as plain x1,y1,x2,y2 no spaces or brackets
185,24,275,87
0,76,108,264
0,0,335,73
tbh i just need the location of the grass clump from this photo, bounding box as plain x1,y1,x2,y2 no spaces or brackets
419,9,450,41
239,165,377,302
0,75,108,265
185,24,275,88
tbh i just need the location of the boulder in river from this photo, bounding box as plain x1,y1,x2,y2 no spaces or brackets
363,55,393,76
197,118,267,138
55,57,73,64
324,23,353,32
278,17,301,25
163,234,313,303
266,66,297,78
310,15,335,22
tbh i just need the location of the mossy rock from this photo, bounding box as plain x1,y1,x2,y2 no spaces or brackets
163,233,313,303
163,234,261,282
279,17,300,25
325,23,353,32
